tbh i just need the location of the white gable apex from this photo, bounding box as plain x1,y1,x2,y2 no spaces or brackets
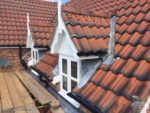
26,13,34,48
59,33,74,57
51,25,79,59
51,17,79,59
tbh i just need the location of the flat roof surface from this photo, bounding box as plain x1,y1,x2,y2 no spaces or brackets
0,71,40,113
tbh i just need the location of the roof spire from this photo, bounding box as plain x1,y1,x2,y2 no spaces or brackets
57,0,63,33
27,13,30,23
26,13,33,48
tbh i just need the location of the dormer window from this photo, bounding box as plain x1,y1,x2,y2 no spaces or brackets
61,56,79,92
31,49,39,64
71,61,78,90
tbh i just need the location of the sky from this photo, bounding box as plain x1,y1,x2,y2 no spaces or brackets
63,0,70,3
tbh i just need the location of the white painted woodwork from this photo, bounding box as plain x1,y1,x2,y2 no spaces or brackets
141,95,150,113
26,13,34,48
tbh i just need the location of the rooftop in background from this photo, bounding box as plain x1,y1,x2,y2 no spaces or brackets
0,0,57,47
66,0,150,113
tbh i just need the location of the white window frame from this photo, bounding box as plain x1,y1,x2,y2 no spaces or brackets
31,48,39,64
59,55,81,93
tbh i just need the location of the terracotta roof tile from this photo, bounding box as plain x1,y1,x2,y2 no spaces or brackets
110,59,126,74
32,52,58,77
122,78,142,100
144,49,150,62
66,0,150,113
121,59,138,77
118,23,128,34
22,51,31,63
97,91,117,112
128,32,142,46
135,12,145,23
110,74,128,95
91,70,107,84
134,60,150,80
126,23,138,34
63,12,110,56
131,45,148,60
0,0,57,47
117,33,131,46
108,96,131,113
140,31,150,46
137,21,149,33
118,44,135,59
88,87,105,104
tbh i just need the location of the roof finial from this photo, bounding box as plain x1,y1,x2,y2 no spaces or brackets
57,0,63,33
27,13,30,23
58,0,62,18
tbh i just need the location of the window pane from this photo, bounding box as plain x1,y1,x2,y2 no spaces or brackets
71,80,77,91
32,51,34,59
71,61,77,78
62,59,67,74
36,51,38,60
0,58,10,67
63,76,68,91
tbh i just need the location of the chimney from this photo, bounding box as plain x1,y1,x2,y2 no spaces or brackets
103,15,116,65
108,15,116,55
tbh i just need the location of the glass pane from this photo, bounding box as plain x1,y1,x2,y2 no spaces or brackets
63,76,68,91
71,80,77,91
62,59,67,74
32,51,34,59
36,51,38,60
0,58,10,67
71,61,77,78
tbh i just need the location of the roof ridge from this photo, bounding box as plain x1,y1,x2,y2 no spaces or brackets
63,6,114,18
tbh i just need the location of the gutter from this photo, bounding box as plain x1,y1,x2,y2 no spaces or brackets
68,93,103,113
30,67,53,86
19,46,28,69
27,69,82,113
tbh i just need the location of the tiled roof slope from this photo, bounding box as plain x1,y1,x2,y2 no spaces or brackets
22,51,31,64
32,52,58,78
72,0,150,113
0,0,57,47
62,8,110,56
65,0,129,15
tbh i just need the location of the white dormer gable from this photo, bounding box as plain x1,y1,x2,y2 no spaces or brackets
51,0,80,108
26,13,34,48
51,27,78,58
50,0,116,108
51,1,78,59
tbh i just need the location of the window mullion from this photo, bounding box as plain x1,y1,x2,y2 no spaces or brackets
68,59,71,92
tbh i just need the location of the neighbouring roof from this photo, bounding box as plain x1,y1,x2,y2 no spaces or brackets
31,52,58,78
0,0,57,47
68,0,150,113
62,7,110,56
22,51,31,64
65,0,129,14
0,71,40,113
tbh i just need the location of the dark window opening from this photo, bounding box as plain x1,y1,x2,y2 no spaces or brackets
71,61,77,78
62,59,67,74
0,58,10,67
63,76,68,91
71,80,77,91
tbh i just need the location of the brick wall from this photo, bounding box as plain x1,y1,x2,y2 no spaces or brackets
0,48,27,71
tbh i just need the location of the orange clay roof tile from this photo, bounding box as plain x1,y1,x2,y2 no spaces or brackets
0,0,57,47
63,11,110,56
32,52,58,78
65,0,150,112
